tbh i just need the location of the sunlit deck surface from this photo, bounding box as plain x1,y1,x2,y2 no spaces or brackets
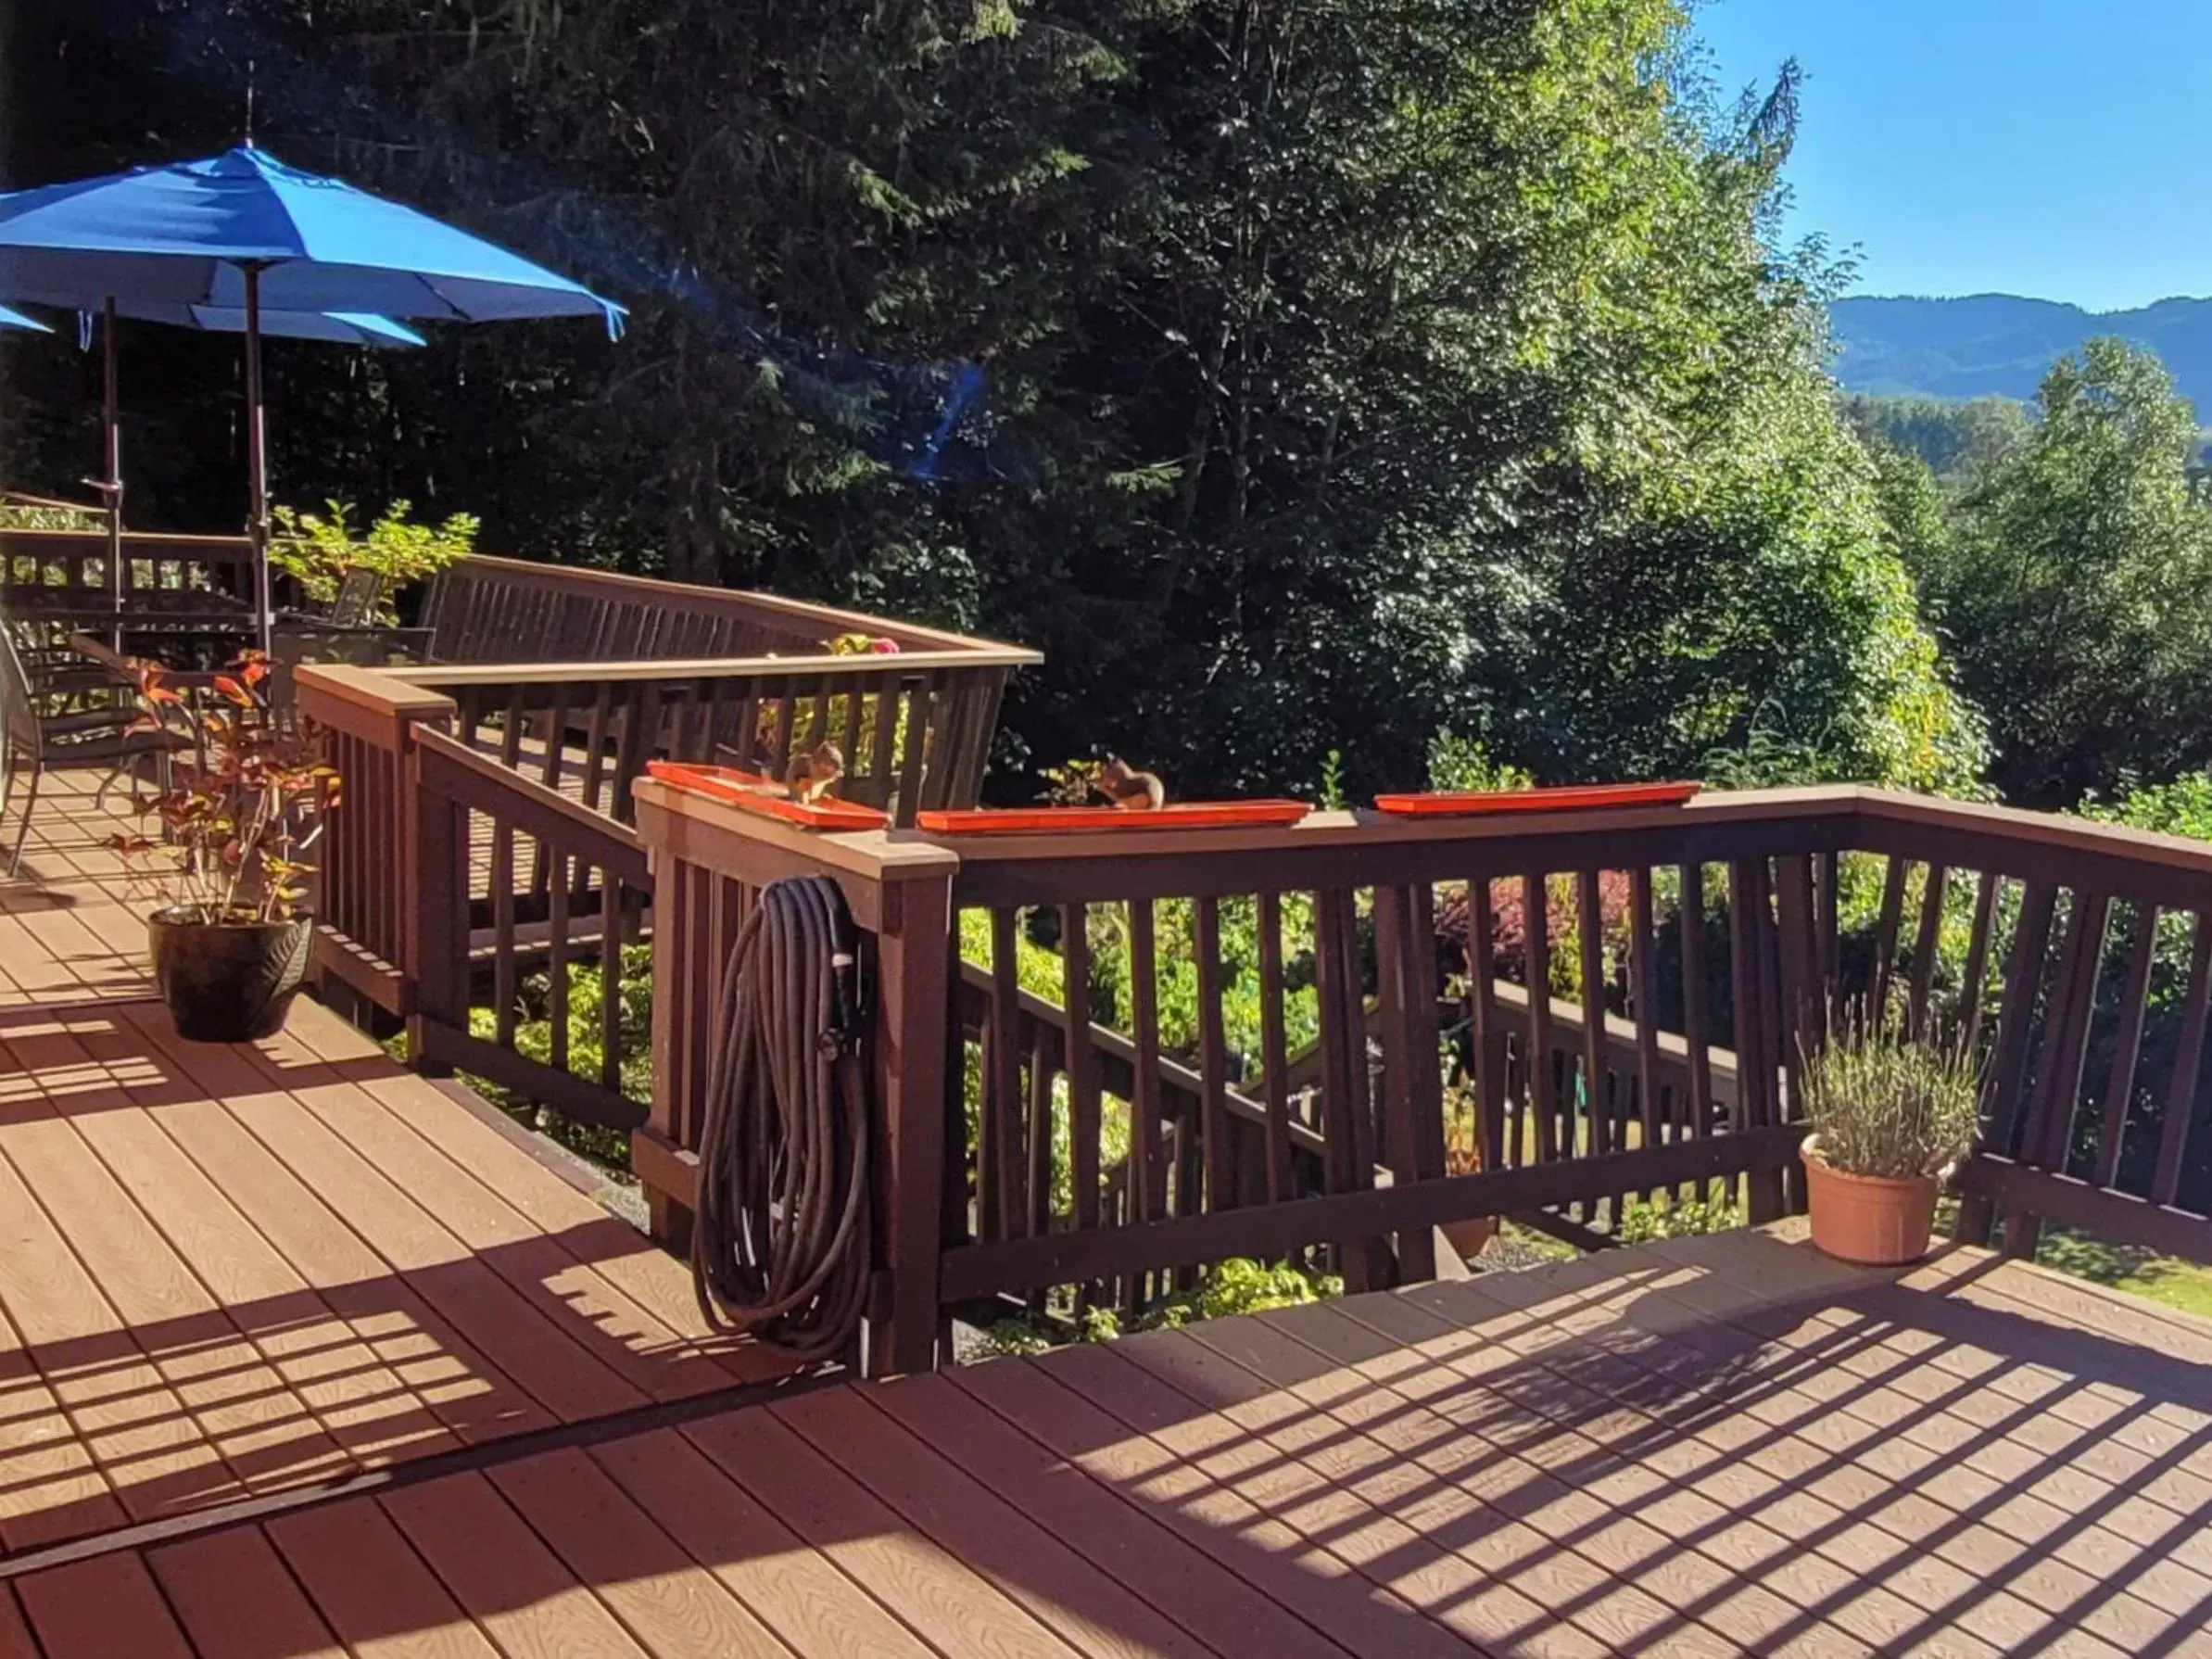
5,779,2212,1656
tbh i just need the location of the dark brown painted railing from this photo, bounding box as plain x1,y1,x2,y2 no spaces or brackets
1850,791,2212,1263
409,724,654,1137
405,650,1021,825
0,526,257,622
422,553,1026,664
297,657,2212,1378
629,781,2212,1374
929,793,1855,1308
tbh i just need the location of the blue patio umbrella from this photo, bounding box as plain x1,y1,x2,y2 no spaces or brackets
103,302,425,348
0,145,622,646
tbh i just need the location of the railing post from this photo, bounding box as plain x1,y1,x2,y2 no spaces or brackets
405,739,470,1072
867,867,957,1377
630,779,962,1371
294,665,456,1032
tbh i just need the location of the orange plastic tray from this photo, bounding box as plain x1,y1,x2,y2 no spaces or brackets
647,761,889,832
1372,781,1702,817
916,801,1311,836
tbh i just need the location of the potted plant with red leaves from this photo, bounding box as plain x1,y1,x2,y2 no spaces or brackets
106,656,338,1042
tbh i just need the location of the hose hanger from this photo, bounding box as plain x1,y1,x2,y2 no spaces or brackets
691,875,873,1364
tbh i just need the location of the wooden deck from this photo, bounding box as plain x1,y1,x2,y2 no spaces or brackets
6,778,2212,1656
6,1227,2211,1657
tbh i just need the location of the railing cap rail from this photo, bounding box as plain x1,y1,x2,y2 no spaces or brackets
294,663,460,741
634,776,962,885
1856,786,2212,879
916,783,1865,866
389,645,1037,688
0,526,256,551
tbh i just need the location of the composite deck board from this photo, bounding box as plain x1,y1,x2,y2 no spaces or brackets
5,1229,2208,1655
587,1426,940,1659
774,1380,1215,1659
0,782,793,1557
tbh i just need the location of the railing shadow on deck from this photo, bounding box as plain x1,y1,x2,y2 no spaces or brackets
13,1227,2212,1656
0,993,802,1559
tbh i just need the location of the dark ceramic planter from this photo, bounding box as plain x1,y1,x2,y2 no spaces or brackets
147,907,313,1043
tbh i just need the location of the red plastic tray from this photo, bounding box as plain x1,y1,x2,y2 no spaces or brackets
916,801,1311,836
647,761,890,832
1371,781,1702,817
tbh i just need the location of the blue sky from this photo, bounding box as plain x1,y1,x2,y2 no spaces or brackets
1693,0,2210,311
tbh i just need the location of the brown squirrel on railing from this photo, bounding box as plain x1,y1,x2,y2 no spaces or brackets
1097,755,1166,811
785,741,845,804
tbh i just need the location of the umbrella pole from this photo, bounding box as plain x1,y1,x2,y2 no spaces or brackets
243,264,272,655
101,297,123,648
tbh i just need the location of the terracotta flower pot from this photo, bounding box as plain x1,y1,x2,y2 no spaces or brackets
1801,1135,1940,1267
148,907,313,1043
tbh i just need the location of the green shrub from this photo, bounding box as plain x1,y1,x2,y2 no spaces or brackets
272,498,477,619
1613,1190,1742,1243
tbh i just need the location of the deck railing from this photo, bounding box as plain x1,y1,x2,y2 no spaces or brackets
628,781,2212,1374
293,589,1030,1109
0,526,257,621
421,552,1023,663
293,652,2212,1375
406,650,1021,824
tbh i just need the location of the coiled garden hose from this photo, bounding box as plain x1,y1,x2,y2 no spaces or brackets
691,875,871,1364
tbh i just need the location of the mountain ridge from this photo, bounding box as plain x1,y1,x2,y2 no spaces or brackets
1829,292,2212,407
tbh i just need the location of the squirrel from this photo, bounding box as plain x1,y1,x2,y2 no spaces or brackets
784,741,845,804
1096,755,1166,811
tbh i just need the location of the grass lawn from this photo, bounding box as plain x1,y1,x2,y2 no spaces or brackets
2031,1228,2212,1321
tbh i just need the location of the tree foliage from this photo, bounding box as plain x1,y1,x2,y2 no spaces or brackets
1910,339,2212,805
2,0,1985,800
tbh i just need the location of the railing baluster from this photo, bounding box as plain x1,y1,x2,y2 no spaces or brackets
531,683,573,897
1315,885,1384,1288
891,674,932,819
611,680,660,823
598,865,624,1094
1774,852,1819,1083
1956,878,2055,1247
580,681,614,811
1256,891,1293,1205
491,813,518,1048
548,848,571,1072
2152,914,2212,1209
727,677,759,770
1984,881,2058,1159
767,675,799,779
1129,900,1166,1225
1906,863,1949,1038
2093,904,2158,1191
864,680,899,805
1026,1027,1055,1237
1523,872,1557,1163
1870,853,1908,1020
2029,892,2108,1179
1063,903,1102,1235
1575,870,1609,1167
1959,871,1999,1047
986,907,1022,1240
1629,867,1662,1163
1728,858,1784,1222
1468,875,1507,1176
1194,895,1233,1211
1400,880,1444,1278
